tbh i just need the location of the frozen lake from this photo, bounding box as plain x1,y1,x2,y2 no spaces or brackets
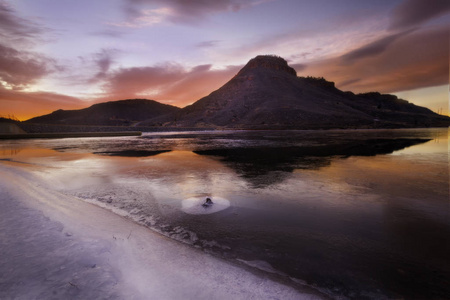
1,128,449,299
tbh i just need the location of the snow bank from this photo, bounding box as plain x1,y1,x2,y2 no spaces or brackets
0,163,324,299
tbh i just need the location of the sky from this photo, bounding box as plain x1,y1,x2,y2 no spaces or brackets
0,0,449,120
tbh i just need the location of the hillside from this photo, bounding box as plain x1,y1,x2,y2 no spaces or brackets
142,55,449,129
25,99,180,126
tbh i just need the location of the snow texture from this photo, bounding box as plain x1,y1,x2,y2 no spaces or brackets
0,164,323,300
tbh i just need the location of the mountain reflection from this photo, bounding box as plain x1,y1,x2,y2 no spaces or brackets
93,150,171,157
194,138,430,187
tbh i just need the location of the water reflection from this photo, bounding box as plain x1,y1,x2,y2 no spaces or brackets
194,138,430,187
0,147,22,156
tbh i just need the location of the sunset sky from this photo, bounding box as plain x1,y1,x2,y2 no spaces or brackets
0,0,449,120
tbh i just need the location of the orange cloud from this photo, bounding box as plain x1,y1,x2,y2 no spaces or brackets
151,65,241,107
99,63,240,107
299,25,448,94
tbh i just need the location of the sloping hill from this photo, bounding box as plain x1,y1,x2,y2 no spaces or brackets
143,55,449,129
25,99,180,126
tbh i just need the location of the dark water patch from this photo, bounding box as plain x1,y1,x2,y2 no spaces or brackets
170,198,450,299
93,150,171,157
53,146,79,152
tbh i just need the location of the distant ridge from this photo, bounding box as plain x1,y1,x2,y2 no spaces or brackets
25,55,450,129
143,55,449,129
25,99,180,126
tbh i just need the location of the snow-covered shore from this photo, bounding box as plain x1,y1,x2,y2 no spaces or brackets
0,163,324,300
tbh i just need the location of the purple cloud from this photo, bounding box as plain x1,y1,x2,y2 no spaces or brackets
120,0,250,25
389,0,450,30
0,43,55,89
0,1,46,45
90,49,120,82
0,1,59,90
341,30,413,63
89,29,127,38
196,40,221,48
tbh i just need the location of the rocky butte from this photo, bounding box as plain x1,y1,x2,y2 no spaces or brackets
143,55,450,129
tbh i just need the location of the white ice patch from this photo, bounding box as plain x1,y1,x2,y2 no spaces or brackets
237,259,286,276
181,196,230,215
0,164,322,300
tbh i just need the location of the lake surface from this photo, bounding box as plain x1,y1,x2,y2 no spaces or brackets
1,128,449,299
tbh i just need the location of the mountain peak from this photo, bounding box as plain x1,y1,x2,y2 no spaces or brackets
238,55,297,76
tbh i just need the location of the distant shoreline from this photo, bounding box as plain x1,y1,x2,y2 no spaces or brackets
0,131,142,139
1,120,448,139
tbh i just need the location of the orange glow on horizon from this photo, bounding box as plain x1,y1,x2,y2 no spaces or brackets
0,104,85,121
2,88,448,121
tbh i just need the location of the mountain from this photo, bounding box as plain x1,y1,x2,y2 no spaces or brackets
142,55,449,129
25,55,449,129
25,99,180,126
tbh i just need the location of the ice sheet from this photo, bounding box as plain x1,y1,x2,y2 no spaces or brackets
0,164,324,300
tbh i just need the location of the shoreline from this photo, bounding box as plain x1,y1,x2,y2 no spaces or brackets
0,131,142,139
0,163,326,299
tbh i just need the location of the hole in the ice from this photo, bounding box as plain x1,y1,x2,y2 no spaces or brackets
181,196,230,215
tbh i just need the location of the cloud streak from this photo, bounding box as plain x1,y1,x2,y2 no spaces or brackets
118,0,257,26
0,43,56,90
99,62,240,107
89,49,120,83
157,64,241,106
196,40,221,48
341,30,413,63
301,25,448,94
389,0,450,30
89,29,127,38
0,2,59,91
109,6,174,28
0,1,47,45
104,62,186,96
